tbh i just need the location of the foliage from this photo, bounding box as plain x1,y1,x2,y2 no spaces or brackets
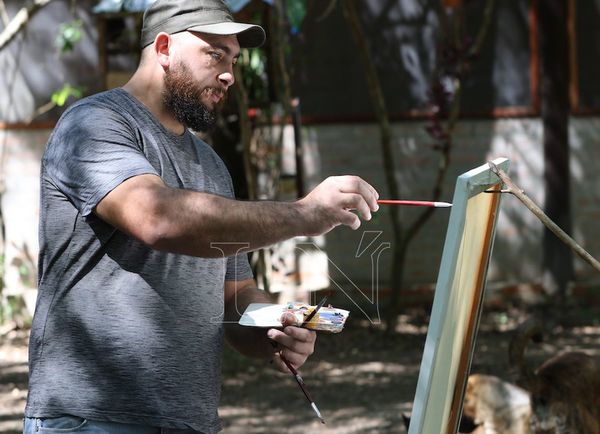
26,17,86,121
0,294,30,327
51,83,83,107
56,19,82,54
10,243,37,289
237,48,270,109
0,242,37,326
285,0,306,35
0,254,4,294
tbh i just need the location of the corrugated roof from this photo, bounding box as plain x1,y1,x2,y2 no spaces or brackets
93,0,272,14
227,0,273,13
93,0,156,13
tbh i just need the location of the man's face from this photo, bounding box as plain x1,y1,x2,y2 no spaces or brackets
163,60,224,132
162,33,239,132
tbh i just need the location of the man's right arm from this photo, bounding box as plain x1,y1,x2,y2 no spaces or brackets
94,173,379,257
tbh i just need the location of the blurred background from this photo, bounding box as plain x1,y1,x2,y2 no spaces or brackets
0,1,599,433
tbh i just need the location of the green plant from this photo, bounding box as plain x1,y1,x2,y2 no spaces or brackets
56,19,82,53
51,83,83,107
0,253,4,291
238,48,270,109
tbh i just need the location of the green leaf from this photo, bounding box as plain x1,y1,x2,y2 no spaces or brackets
18,264,29,276
250,49,263,72
56,20,83,54
51,84,84,107
286,0,306,34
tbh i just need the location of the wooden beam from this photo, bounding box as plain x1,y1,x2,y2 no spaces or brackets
567,0,579,110
529,0,541,112
0,121,55,130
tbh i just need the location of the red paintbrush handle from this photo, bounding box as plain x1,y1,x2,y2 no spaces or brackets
377,200,452,207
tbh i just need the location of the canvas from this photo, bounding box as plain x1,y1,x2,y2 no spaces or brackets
408,157,510,434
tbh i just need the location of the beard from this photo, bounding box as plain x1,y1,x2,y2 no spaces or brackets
162,61,226,132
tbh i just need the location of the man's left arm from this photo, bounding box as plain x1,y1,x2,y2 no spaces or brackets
223,279,316,373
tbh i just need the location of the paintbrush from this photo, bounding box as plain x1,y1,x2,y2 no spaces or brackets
377,199,452,207
279,354,326,424
277,295,329,424
301,295,329,328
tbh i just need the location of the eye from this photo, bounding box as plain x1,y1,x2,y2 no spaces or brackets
209,51,223,62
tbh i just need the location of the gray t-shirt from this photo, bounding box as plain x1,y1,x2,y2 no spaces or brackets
25,88,253,433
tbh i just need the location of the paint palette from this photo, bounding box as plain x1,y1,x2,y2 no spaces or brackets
239,302,350,333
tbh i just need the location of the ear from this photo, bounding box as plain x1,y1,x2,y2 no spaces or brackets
154,32,172,69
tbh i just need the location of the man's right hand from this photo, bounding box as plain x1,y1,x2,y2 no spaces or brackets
296,175,380,236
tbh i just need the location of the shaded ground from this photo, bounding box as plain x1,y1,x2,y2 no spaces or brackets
1,304,599,434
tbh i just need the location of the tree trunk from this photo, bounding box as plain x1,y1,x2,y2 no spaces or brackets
538,0,573,303
0,0,55,51
232,66,256,200
341,0,403,331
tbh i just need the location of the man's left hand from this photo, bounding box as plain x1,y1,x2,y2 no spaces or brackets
267,312,317,373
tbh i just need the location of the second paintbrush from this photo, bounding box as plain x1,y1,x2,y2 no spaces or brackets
377,200,452,208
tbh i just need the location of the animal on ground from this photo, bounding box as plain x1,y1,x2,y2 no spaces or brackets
403,317,599,434
403,373,532,434
461,373,532,434
509,317,600,434
403,374,529,434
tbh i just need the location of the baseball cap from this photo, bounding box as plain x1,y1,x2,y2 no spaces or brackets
140,0,266,49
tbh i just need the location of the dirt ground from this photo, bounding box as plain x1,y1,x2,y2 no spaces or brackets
1,303,599,434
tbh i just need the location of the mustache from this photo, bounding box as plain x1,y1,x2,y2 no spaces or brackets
203,87,226,98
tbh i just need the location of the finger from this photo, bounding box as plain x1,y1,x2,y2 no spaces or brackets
268,328,302,351
326,174,378,203
283,331,316,361
343,175,379,201
341,193,372,221
283,326,317,344
268,328,296,350
353,177,379,205
280,312,300,327
343,210,361,230
339,176,379,211
280,347,309,369
335,209,360,230
268,329,315,358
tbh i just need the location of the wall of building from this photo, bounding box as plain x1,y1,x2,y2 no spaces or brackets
0,128,50,314
301,117,600,301
2,117,599,313
0,0,101,125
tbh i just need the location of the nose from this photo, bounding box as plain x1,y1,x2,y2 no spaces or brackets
218,70,235,89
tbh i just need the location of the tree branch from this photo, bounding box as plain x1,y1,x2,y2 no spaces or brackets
0,0,54,52
488,161,600,273
0,0,10,26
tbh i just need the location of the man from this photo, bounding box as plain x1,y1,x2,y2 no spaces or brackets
24,1,379,433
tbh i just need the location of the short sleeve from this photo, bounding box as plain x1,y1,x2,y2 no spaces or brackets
43,103,159,217
225,253,254,281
